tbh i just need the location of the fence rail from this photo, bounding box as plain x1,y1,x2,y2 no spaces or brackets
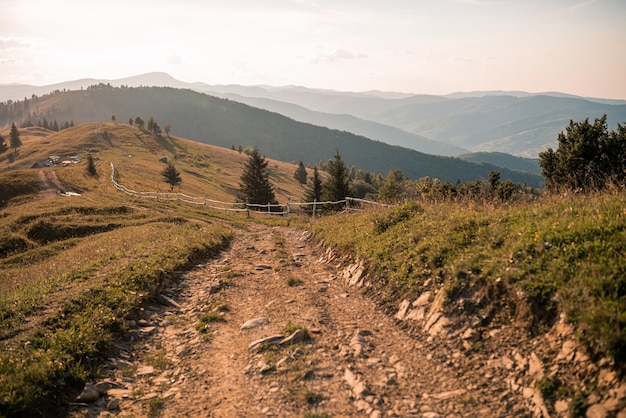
110,162,392,216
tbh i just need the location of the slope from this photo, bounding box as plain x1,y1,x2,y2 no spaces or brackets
0,85,543,187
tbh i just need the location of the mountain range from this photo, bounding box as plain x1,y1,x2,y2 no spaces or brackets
0,84,543,187
3,72,625,160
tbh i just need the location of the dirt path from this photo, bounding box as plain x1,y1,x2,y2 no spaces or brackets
38,169,80,197
70,223,531,417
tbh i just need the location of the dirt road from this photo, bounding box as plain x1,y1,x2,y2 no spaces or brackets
70,222,532,417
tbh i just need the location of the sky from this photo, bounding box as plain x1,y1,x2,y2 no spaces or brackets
1,0,625,99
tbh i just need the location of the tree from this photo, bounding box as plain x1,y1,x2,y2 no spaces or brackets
322,149,351,203
128,117,134,126
85,154,98,177
134,116,144,130
9,123,21,153
378,170,405,203
0,134,7,155
111,115,116,123
304,166,323,203
238,148,277,207
539,115,626,191
294,161,308,185
161,162,182,191
164,123,172,137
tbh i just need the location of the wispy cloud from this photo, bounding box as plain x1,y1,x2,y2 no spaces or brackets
310,47,367,63
0,37,31,50
569,0,598,12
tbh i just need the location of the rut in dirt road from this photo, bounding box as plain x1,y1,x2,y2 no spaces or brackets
70,223,531,417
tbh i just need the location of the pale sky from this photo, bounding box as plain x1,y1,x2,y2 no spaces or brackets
1,0,625,99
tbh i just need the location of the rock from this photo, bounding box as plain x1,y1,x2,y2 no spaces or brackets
106,398,120,410
395,299,411,320
413,291,432,307
429,389,466,400
528,352,544,379
557,340,577,362
280,329,307,346
158,294,181,308
255,264,272,270
555,399,569,415
76,384,99,403
344,368,368,399
248,335,285,351
405,307,425,321
461,327,480,342
241,317,270,330
136,365,155,376
586,404,609,418
93,381,112,395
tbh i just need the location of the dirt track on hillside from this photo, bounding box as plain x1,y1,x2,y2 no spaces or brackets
66,221,544,418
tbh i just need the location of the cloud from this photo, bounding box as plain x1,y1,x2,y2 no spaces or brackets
0,37,31,50
310,47,367,63
569,0,598,12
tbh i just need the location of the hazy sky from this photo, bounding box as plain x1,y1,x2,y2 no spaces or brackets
1,0,625,98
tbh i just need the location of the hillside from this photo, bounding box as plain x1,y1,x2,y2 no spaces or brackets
0,121,624,417
459,152,541,175
0,123,308,204
209,92,468,156
0,85,543,186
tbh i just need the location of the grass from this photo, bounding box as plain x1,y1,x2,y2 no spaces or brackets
312,194,626,371
287,276,303,287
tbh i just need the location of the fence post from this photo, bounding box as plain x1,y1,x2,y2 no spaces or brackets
287,198,290,217
346,197,349,211
246,198,250,218
312,199,317,218
267,202,270,213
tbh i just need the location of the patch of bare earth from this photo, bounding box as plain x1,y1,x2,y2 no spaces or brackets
69,222,626,418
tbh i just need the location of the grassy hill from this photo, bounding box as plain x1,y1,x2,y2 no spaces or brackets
0,85,543,187
0,121,623,416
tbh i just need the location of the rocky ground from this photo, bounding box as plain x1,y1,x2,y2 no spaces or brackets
68,222,626,418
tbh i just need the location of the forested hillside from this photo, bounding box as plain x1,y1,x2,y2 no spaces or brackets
0,85,543,186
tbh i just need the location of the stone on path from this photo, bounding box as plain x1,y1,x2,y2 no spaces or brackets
76,384,99,403
241,317,270,330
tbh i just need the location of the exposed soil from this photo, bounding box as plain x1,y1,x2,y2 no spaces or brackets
68,222,625,418
38,170,79,197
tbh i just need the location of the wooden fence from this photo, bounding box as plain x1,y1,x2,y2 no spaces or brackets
110,162,392,216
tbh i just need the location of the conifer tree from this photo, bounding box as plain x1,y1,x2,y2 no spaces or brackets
161,162,182,191
85,154,98,177
294,161,308,185
9,123,21,153
304,166,323,202
322,149,351,203
238,148,277,207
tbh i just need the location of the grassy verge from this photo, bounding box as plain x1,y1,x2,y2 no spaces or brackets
0,203,232,416
312,194,626,369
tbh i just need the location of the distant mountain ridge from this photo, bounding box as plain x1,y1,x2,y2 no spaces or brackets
2,72,625,160
0,84,543,187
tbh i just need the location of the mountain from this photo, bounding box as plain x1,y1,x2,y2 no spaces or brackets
3,73,623,160
0,84,543,187
458,152,541,175
194,84,626,158
209,93,467,156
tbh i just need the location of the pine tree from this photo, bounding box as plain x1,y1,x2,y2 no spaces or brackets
9,123,21,152
238,148,277,207
322,149,351,203
161,162,182,191
85,154,98,177
304,166,323,202
294,161,308,185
